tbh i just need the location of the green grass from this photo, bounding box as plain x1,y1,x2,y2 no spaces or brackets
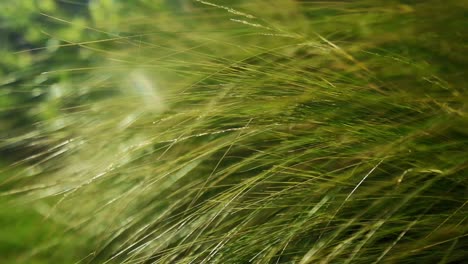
0,0,467,263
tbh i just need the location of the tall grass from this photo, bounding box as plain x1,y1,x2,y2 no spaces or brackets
1,0,467,263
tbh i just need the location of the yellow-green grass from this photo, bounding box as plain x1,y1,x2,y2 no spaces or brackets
0,0,466,263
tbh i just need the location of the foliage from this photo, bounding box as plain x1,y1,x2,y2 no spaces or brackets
1,0,466,263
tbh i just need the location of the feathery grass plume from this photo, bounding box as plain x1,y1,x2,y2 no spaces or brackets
0,0,467,263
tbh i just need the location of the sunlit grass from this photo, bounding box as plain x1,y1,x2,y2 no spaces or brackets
1,0,466,263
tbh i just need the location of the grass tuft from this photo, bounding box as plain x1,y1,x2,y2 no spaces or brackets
0,0,466,263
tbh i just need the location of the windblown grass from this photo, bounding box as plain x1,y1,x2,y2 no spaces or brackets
1,0,467,263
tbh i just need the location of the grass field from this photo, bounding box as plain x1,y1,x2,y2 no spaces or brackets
1,0,467,263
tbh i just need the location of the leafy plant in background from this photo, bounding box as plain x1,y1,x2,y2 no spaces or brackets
1,0,466,263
